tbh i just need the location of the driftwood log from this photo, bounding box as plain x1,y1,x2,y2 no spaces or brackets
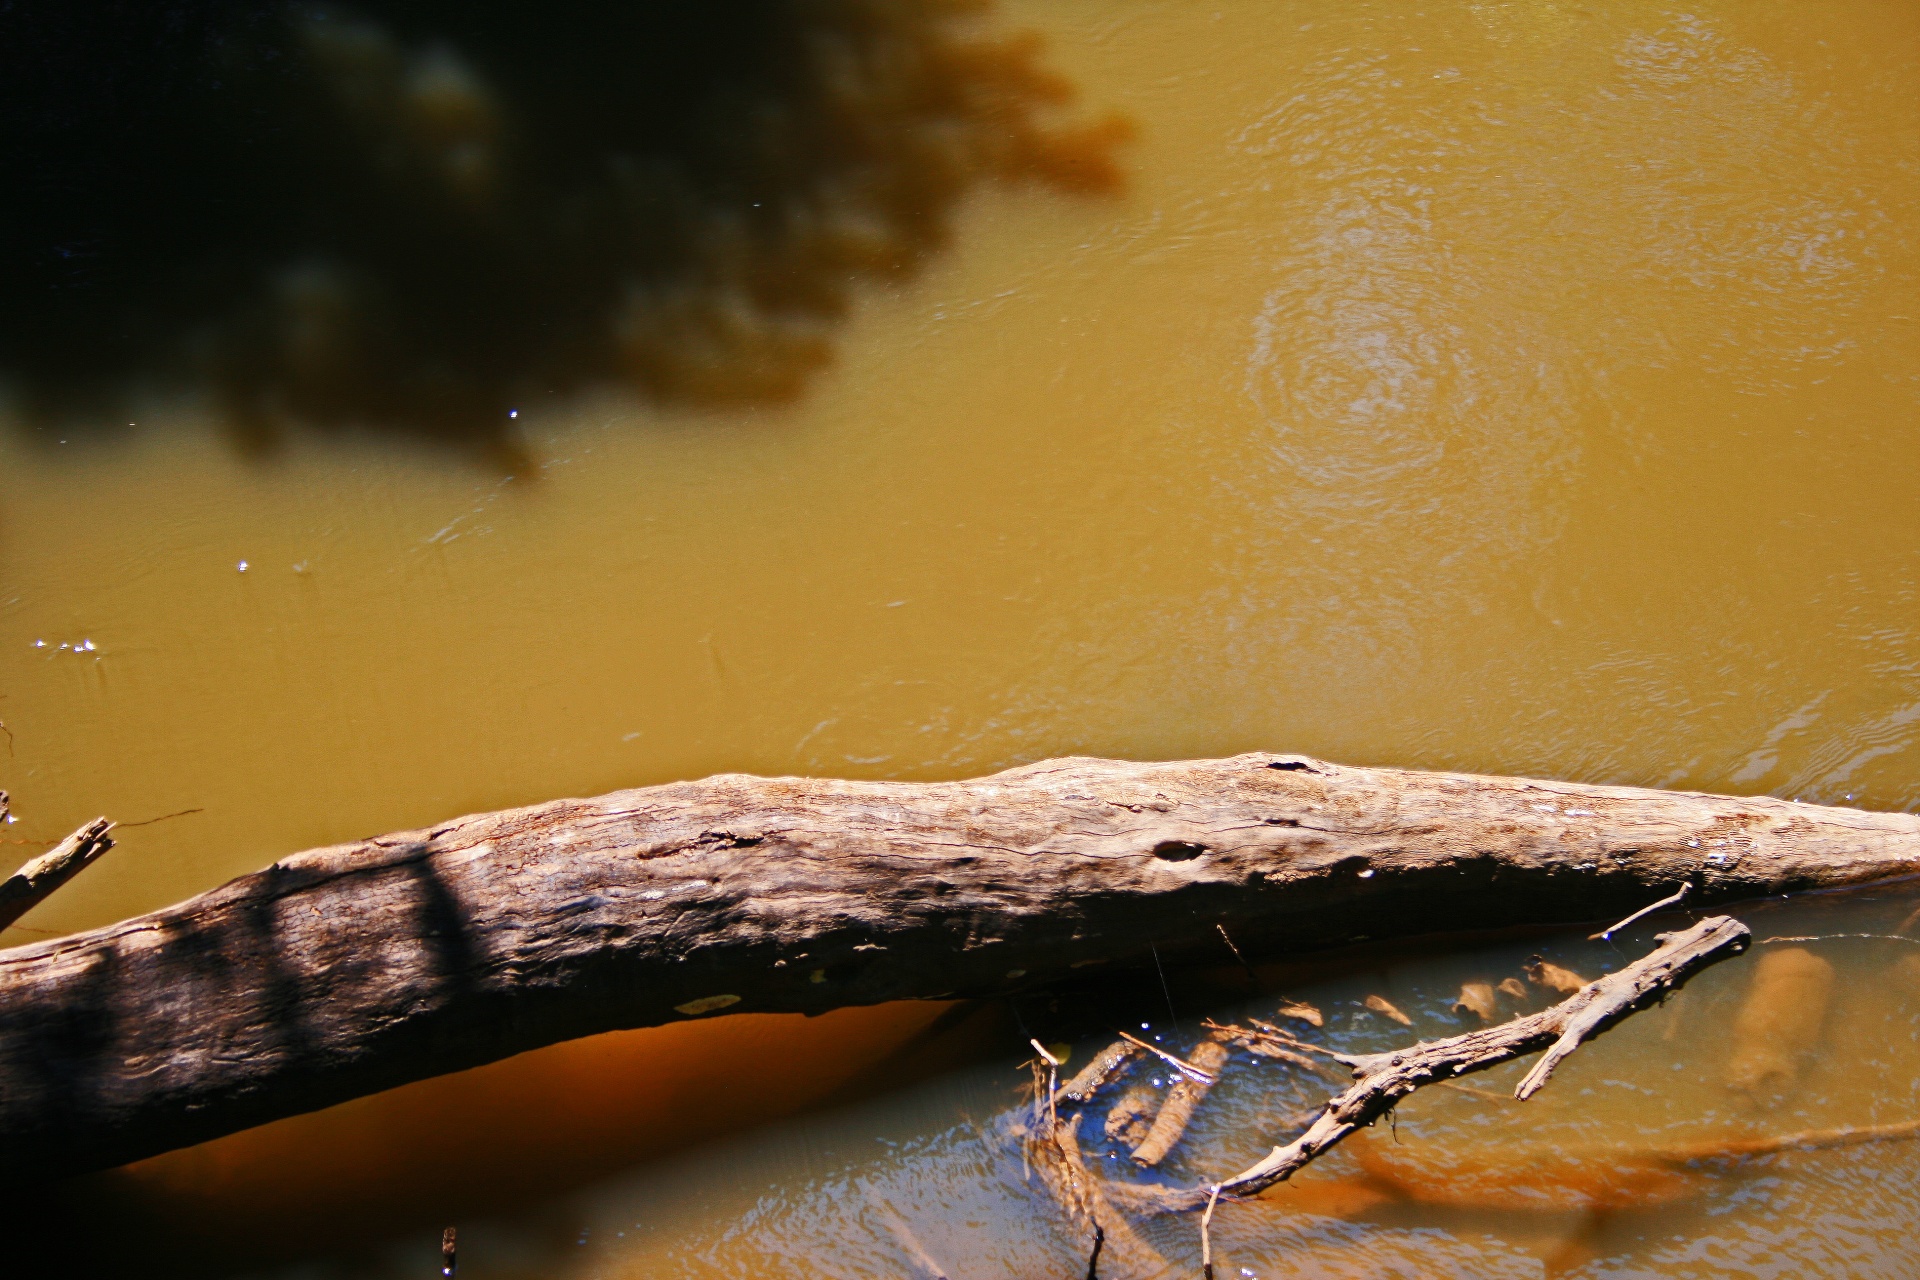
2,752,1918,1180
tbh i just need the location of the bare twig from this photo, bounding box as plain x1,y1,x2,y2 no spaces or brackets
1116,1030,1219,1085
1592,882,1692,941
1433,1081,1514,1105
1207,1019,1508,1103
0,817,115,933
117,807,205,829
1197,917,1750,1203
1205,1019,1349,1080
1200,1184,1222,1279
1030,1039,1062,1134
1083,1225,1104,1280
1761,933,1920,946
1233,1019,1364,1067
1217,923,1259,984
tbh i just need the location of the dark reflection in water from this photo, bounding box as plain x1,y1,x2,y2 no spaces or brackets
0,0,1126,456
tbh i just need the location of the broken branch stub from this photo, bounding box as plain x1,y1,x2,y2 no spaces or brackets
0,752,1910,1180
0,817,115,933
1210,916,1751,1201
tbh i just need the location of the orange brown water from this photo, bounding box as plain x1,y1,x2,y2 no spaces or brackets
1,0,1916,1273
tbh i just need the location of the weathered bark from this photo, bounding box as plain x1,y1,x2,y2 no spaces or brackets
1,752,1917,1181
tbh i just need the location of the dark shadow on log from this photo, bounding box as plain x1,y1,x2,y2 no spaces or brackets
0,0,1129,462
0,941,122,1153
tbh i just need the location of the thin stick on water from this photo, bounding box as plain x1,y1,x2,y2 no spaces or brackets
1761,933,1920,947
1200,1184,1222,1280
1217,924,1260,985
1115,1030,1219,1085
1150,939,1181,1034
116,807,205,829
1083,1224,1104,1280
1592,883,1691,942
1030,1039,1062,1134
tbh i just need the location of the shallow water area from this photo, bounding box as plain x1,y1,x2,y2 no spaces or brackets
264,886,1920,1279
1,0,1918,1273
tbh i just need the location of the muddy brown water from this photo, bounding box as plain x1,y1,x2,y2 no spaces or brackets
0,0,1916,1274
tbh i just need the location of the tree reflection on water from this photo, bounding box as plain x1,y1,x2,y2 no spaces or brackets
0,0,1128,458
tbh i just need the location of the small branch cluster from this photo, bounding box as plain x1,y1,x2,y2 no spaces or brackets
1017,912,1756,1276
1209,916,1751,1200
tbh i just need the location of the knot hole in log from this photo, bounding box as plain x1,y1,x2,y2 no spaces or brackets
1152,841,1207,862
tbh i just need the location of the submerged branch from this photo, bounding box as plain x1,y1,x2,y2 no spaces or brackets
1206,916,1751,1202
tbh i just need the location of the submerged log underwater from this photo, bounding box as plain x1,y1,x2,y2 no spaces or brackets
1,752,1917,1180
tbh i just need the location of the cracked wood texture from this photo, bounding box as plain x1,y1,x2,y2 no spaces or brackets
1,752,1917,1180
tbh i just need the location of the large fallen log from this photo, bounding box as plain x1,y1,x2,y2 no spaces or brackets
2,752,1917,1181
